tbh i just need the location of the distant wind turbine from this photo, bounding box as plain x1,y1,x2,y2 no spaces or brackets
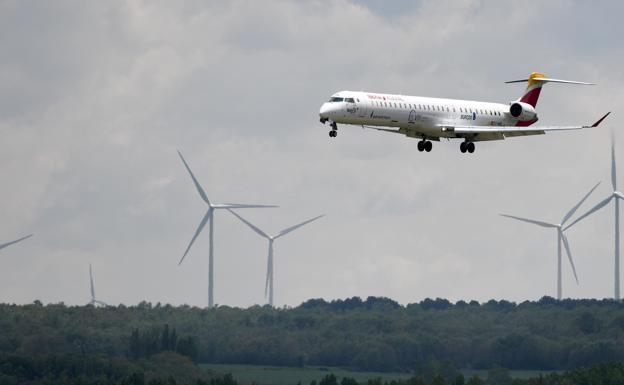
88,264,108,307
177,150,277,308
0,234,33,251
564,139,623,300
501,182,600,300
228,209,323,307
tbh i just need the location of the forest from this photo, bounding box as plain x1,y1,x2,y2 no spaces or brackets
1,296,624,382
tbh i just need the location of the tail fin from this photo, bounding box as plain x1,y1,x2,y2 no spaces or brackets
505,72,594,108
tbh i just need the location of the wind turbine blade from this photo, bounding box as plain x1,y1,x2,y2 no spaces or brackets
227,209,270,239
563,195,613,230
216,204,278,209
89,264,95,299
612,139,617,191
177,150,210,205
561,233,579,285
275,215,325,239
94,300,109,307
561,182,601,225
0,234,33,251
179,208,212,265
499,214,556,228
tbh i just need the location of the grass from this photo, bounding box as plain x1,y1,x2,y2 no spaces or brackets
201,364,556,385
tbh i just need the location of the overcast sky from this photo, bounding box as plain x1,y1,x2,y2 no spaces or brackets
1,0,623,308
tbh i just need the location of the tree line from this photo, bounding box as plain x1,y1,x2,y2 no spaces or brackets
1,296,624,372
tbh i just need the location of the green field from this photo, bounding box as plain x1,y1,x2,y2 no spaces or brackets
202,364,555,385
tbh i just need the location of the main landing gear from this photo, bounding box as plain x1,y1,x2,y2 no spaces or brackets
417,140,433,152
328,122,338,138
460,141,475,153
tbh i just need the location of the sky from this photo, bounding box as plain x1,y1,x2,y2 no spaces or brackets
1,0,623,308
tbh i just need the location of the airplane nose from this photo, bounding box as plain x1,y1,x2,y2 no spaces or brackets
319,103,331,118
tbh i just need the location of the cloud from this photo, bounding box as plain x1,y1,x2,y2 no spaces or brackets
0,0,622,307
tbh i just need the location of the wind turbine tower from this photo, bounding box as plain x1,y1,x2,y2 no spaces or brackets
177,151,277,308
88,264,108,307
229,209,323,307
501,183,599,299
565,139,623,300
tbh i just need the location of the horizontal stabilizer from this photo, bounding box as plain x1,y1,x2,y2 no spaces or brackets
505,77,594,85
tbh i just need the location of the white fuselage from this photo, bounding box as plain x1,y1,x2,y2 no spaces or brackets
318,91,536,139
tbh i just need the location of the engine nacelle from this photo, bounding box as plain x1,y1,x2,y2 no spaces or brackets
509,102,537,121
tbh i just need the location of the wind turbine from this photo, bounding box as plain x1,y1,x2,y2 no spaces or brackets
228,209,324,307
0,234,33,251
501,182,600,300
177,150,277,308
564,139,623,300
88,263,108,307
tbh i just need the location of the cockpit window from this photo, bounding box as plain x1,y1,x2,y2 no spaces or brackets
329,97,344,102
345,98,355,103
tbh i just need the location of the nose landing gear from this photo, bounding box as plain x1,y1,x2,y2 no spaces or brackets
328,122,338,138
417,140,433,152
460,141,475,153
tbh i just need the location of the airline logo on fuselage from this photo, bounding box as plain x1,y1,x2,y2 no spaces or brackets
367,94,404,102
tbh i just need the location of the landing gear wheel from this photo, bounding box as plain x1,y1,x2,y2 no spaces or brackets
424,141,432,152
460,142,467,153
417,141,425,152
467,142,475,153
329,122,338,138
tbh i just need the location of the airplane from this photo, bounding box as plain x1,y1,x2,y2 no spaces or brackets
318,72,610,153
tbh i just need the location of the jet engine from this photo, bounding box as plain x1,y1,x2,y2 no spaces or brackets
509,102,537,121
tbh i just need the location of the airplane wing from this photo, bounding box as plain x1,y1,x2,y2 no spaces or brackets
362,126,402,134
441,112,611,140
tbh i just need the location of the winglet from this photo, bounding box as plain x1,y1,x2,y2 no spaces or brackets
591,112,611,128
